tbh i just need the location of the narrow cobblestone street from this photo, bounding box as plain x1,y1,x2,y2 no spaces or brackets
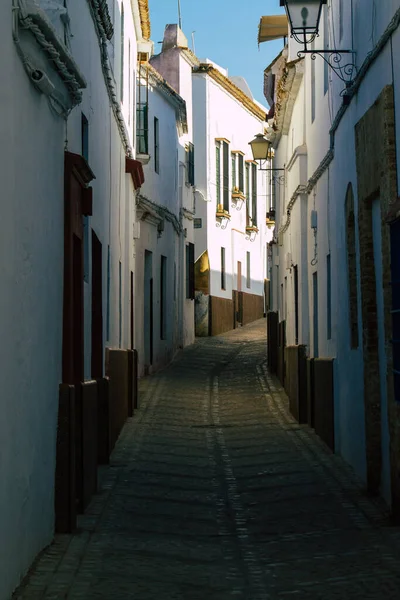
15,320,400,599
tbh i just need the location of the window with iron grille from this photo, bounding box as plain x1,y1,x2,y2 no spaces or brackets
187,143,195,186
136,102,148,154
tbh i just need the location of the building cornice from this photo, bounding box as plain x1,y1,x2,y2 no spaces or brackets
137,0,150,39
194,64,267,122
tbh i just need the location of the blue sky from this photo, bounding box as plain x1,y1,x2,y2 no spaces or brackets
148,0,285,106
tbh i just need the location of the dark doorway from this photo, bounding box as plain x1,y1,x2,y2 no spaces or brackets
144,250,153,368
91,231,103,379
130,271,134,350
294,265,299,345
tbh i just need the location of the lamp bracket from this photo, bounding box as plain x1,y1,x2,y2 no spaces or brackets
297,49,357,85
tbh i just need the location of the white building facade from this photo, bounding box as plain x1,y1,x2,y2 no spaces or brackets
192,60,273,336
134,55,195,377
262,1,400,517
1,1,150,597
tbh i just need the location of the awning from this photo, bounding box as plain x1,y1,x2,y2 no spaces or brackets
258,15,288,44
125,157,145,190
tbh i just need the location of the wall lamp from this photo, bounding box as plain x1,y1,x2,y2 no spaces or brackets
248,134,285,183
280,0,357,90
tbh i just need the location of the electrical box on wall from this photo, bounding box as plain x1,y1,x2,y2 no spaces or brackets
274,255,280,266
311,210,318,229
285,253,292,270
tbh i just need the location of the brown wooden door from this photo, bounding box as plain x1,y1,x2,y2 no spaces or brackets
91,231,103,379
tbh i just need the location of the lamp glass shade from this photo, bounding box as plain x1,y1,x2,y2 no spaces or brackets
249,134,271,162
283,0,324,36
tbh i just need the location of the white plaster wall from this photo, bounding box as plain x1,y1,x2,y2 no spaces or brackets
135,219,180,376
135,63,196,374
0,6,64,598
273,1,400,490
193,73,270,303
67,0,138,371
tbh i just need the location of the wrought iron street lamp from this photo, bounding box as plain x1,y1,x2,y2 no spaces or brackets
248,134,285,184
280,0,357,87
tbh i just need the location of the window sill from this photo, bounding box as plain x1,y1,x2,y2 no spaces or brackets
136,152,150,165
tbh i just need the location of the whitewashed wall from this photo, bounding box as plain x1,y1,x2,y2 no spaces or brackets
135,65,195,376
67,0,139,371
271,0,400,503
193,69,272,303
0,5,64,598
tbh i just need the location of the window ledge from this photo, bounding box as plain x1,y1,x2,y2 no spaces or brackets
136,152,151,165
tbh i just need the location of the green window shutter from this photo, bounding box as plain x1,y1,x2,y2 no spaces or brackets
231,155,236,190
216,144,221,206
223,141,229,211
238,154,244,193
251,163,257,226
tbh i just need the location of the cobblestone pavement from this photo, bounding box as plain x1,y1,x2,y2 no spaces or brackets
14,320,400,599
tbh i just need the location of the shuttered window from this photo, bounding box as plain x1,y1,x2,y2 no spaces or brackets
231,154,236,189
216,143,221,207
154,117,159,173
223,141,229,212
238,154,244,193
187,143,195,186
245,163,250,227
251,163,257,226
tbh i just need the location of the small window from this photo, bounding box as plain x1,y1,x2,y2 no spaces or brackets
187,142,195,186
221,247,226,290
160,256,167,339
246,251,251,289
137,102,148,154
154,117,159,173
186,243,195,299
81,113,89,162
216,143,221,207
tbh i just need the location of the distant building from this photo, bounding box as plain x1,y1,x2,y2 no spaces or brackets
192,59,272,335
